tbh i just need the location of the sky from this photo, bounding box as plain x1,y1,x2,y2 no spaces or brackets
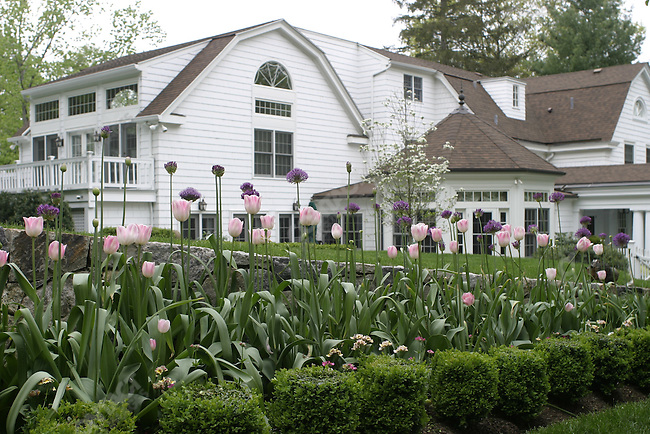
116,0,650,63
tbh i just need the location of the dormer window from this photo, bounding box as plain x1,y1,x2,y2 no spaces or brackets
634,98,646,118
255,61,292,89
513,85,519,108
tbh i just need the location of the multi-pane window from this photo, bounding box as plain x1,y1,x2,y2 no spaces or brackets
35,100,59,122
524,208,549,256
32,135,58,161
279,213,300,243
403,74,423,101
625,144,634,164
71,135,83,157
232,214,262,242
106,84,138,109
104,123,137,157
68,92,96,116
254,129,293,177
254,61,292,89
513,85,519,108
457,191,508,202
473,211,494,255
255,100,292,117
524,191,548,202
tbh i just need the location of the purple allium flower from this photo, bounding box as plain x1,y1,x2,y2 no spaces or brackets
528,224,538,234
397,216,412,226
451,212,462,223
346,203,360,214
51,192,61,206
241,189,259,199
393,200,410,212
575,227,592,238
179,187,201,202
533,192,544,202
612,232,631,248
240,182,254,192
474,209,484,218
100,125,111,139
212,165,225,177
476,235,483,241
483,220,502,234
286,168,309,184
37,204,59,221
488,243,495,251
440,210,452,219
512,240,520,249
579,216,592,226
164,161,177,175
346,161,352,173
549,192,565,203
599,233,608,240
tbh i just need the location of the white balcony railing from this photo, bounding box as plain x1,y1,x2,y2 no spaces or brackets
0,155,154,193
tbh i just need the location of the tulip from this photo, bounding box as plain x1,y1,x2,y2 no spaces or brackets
228,218,243,238
597,270,607,281
23,216,44,238
565,302,574,312
537,233,550,247
449,240,459,254
135,224,153,245
495,230,510,248
387,245,398,259
411,223,429,242
299,206,320,226
502,224,512,236
149,338,157,351
172,199,191,223
157,319,171,333
103,235,120,254
593,244,604,256
576,236,592,252
260,215,275,230
116,224,139,246
0,250,8,267
461,292,475,306
142,261,155,278
545,267,557,280
251,228,266,245
244,195,261,215
48,241,67,261
430,227,443,242
513,226,525,241
408,243,419,259
331,223,343,240
456,219,469,233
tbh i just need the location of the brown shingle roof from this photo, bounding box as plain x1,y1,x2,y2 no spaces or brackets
555,163,650,185
312,181,376,199
425,107,563,175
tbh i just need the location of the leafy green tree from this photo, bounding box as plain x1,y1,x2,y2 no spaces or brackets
394,0,537,77
533,0,645,75
0,0,165,165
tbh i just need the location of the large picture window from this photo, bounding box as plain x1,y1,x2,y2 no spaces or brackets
254,129,293,177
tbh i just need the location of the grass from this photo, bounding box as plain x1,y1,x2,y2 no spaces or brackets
530,399,650,433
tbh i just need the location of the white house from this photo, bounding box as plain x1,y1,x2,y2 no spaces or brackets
5,19,650,262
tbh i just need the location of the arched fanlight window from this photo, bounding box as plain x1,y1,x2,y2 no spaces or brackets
634,98,646,118
254,61,292,89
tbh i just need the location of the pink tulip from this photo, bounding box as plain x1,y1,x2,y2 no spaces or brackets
172,199,191,222
228,218,243,238
299,206,320,226
597,270,607,281
23,216,43,238
513,226,525,241
576,236,592,252
0,250,8,267
408,243,419,259
331,223,343,240
449,240,459,254
565,302,574,312
537,234,550,247
48,241,66,261
495,230,510,248
411,223,429,242
142,261,155,278
461,292,475,306
456,219,469,233
103,235,120,254
157,319,171,333
251,228,266,245
430,227,443,242
149,338,157,351
387,245,398,259
260,215,275,230
592,244,604,255
502,224,512,236
135,224,153,245
117,224,139,246
244,195,261,215
545,267,557,280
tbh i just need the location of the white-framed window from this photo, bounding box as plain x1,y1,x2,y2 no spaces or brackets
524,191,548,202
106,84,138,109
232,214,263,242
68,92,96,116
32,134,58,161
254,61,292,89
625,143,634,164
104,123,137,157
403,74,423,101
279,213,300,243
69,133,96,157
255,99,292,117
524,208,549,256
634,98,646,119
457,191,508,202
513,85,519,108
254,129,293,177
34,100,59,122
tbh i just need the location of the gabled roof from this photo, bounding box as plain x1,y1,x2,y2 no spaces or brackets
424,103,563,175
555,163,650,186
312,181,375,199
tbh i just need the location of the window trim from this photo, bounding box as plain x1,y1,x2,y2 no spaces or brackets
68,92,96,116
625,143,634,164
403,74,423,102
253,128,293,178
255,99,292,117
34,100,59,122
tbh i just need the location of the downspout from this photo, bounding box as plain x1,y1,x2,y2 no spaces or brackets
545,152,555,162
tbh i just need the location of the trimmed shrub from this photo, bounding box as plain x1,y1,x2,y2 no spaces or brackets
429,350,498,426
575,332,632,395
268,366,360,434
357,355,429,434
159,380,269,434
25,400,136,433
623,327,650,390
491,346,550,419
534,337,594,401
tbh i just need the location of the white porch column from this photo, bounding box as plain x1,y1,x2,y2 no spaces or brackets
645,212,650,256
632,210,645,251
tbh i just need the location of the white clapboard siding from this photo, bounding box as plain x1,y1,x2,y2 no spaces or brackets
611,72,650,164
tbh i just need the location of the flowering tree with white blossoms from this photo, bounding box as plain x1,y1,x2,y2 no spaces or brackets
361,93,453,224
